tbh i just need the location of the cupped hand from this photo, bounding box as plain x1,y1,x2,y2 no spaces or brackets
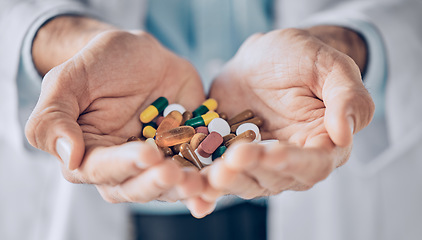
204,28,375,199
25,30,211,212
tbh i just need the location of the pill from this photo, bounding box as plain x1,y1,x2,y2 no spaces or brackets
163,103,186,117
194,148,212,166
181,111,193,125
145,138,159,150
172,143,182,154
219,112,228,121
192,98,218,117
230,116,264,133
156,116,165,126
142,122,158,139
225,130,256,148
172,155,197,168
127,136,141,142
160,146,174,157
184,111,219,128
179,143,203,169
222,133,236,144
155,126,195,147
227,109,254,126
140,97,168,123
197,132,223,158
208,118,230,137
212,145,226,160
190,133,207,150
156,111,183,134
195,126,209,135
236,123,260,142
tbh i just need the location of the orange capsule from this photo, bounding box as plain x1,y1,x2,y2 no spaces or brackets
155,126,195,147
225,130,256,148
190,133,207,150
156,110,183,134
181,111,193,125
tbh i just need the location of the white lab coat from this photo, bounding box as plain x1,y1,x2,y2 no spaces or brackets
1,1,421,240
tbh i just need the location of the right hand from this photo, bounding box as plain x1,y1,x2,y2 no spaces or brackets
25,19,214,215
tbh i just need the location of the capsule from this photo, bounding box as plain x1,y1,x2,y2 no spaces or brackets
212,146,227,160
190,133,207,150
236,123,260,142
160,146,174,157
127,136,141,142
140,97,168,123
172,155,197,168
184,111,219,128
156,111,183,134
222,133,236,144
155,126,195,147
230,116,263,133
181,111,193,125
192,98,218,117
225,130,256,148
142,122,158,139
179,143,203,169
219,112,228,121
228,109,254,126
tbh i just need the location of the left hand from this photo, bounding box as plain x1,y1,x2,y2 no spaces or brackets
203,28,375,200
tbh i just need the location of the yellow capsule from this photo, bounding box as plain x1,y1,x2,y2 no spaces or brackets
192,99,218,117
142,125,157,139
203,99,218,111
203,111,219,125
139,97,168,123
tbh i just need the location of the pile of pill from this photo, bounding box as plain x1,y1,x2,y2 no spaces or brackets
127,96,269,170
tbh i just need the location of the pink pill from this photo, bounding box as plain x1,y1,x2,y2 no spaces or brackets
197,132,223,158
195,126,209,135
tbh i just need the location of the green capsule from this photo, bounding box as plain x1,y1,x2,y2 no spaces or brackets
212,145,226,160
185,111,219,128
140,97,169,123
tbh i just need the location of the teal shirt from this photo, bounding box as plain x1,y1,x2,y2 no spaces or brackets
145,0,274,91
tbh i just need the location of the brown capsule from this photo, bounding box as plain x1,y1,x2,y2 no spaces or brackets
230,116,264,133
181,111,193,125
172,144,182,154
172,155,197,169
225,130,256,148
127,136,141,142
179,143,203,169
156,111,183,134
219,112,228,121
222,133,236,144
190,133,207,150
228,109,254,126
155,126,195,147
160,147,173,157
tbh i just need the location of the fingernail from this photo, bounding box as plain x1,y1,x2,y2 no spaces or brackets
56,138,71,168
347,116,355,135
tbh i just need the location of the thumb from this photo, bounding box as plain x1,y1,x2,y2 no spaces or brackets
25,66,86,170
322,57,375,147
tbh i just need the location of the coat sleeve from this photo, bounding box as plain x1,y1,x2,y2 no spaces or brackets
275,1,422,167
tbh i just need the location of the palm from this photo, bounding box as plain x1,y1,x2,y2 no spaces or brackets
210,31,338,148
56,31,205,150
